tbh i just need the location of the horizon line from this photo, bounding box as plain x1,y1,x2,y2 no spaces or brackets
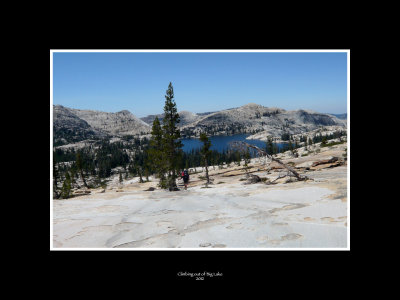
52,102,347,118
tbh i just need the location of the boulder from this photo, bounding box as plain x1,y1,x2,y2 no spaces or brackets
273,177,288,184
295,161,314,169
243,174,261,185
285,177,298,183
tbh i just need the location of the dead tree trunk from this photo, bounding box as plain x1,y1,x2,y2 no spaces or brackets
233,141,307,181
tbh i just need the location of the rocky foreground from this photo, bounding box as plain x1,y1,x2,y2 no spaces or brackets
52,142,348,249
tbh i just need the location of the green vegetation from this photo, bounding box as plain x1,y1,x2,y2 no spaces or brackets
60,172,72,199
161,82,183,190
266,136,278,156
148,116,168,188
312,130,346,144
281,132,291,141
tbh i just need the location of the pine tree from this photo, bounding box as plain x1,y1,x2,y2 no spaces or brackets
70,168,77,187
321,135,328,146
266,136,274,155
61,172,72,199
53,163,60,199
235,151,241,166
161,82,183,190
288,139,294,154
200,132,212,185
138,166,144,183
76,152,88,188
148,116,167,188
273,140,278,155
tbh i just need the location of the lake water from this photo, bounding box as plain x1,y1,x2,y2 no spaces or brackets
181,134,285,153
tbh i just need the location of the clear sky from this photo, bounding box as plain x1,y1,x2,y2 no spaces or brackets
52,51,347,117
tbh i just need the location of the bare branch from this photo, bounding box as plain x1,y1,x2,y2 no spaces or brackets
231,141,308,181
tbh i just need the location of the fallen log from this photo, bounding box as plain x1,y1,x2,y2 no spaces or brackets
231,141,308,181
310,161,343,170
312,156,339,167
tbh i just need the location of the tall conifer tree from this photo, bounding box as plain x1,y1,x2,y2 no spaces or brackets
161,82,183,190
76,152,88,188
149,116,168,188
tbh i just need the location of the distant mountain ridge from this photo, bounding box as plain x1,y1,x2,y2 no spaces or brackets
176,103,346,137
53,105,150,145
53,103,347,146
67,107,150,135
328,113,347,120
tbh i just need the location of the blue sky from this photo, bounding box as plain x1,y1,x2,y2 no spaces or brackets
52,51,348,117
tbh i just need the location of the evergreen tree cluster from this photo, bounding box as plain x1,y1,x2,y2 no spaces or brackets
180,124,263,138
311,130,346,144
53,137,149,198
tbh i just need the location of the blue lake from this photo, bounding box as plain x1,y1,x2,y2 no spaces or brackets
181,134,285,153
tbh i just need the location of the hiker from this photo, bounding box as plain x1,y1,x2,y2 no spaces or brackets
181,169,189,190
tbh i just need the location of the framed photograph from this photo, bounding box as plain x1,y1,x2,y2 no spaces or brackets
51,50,349,254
